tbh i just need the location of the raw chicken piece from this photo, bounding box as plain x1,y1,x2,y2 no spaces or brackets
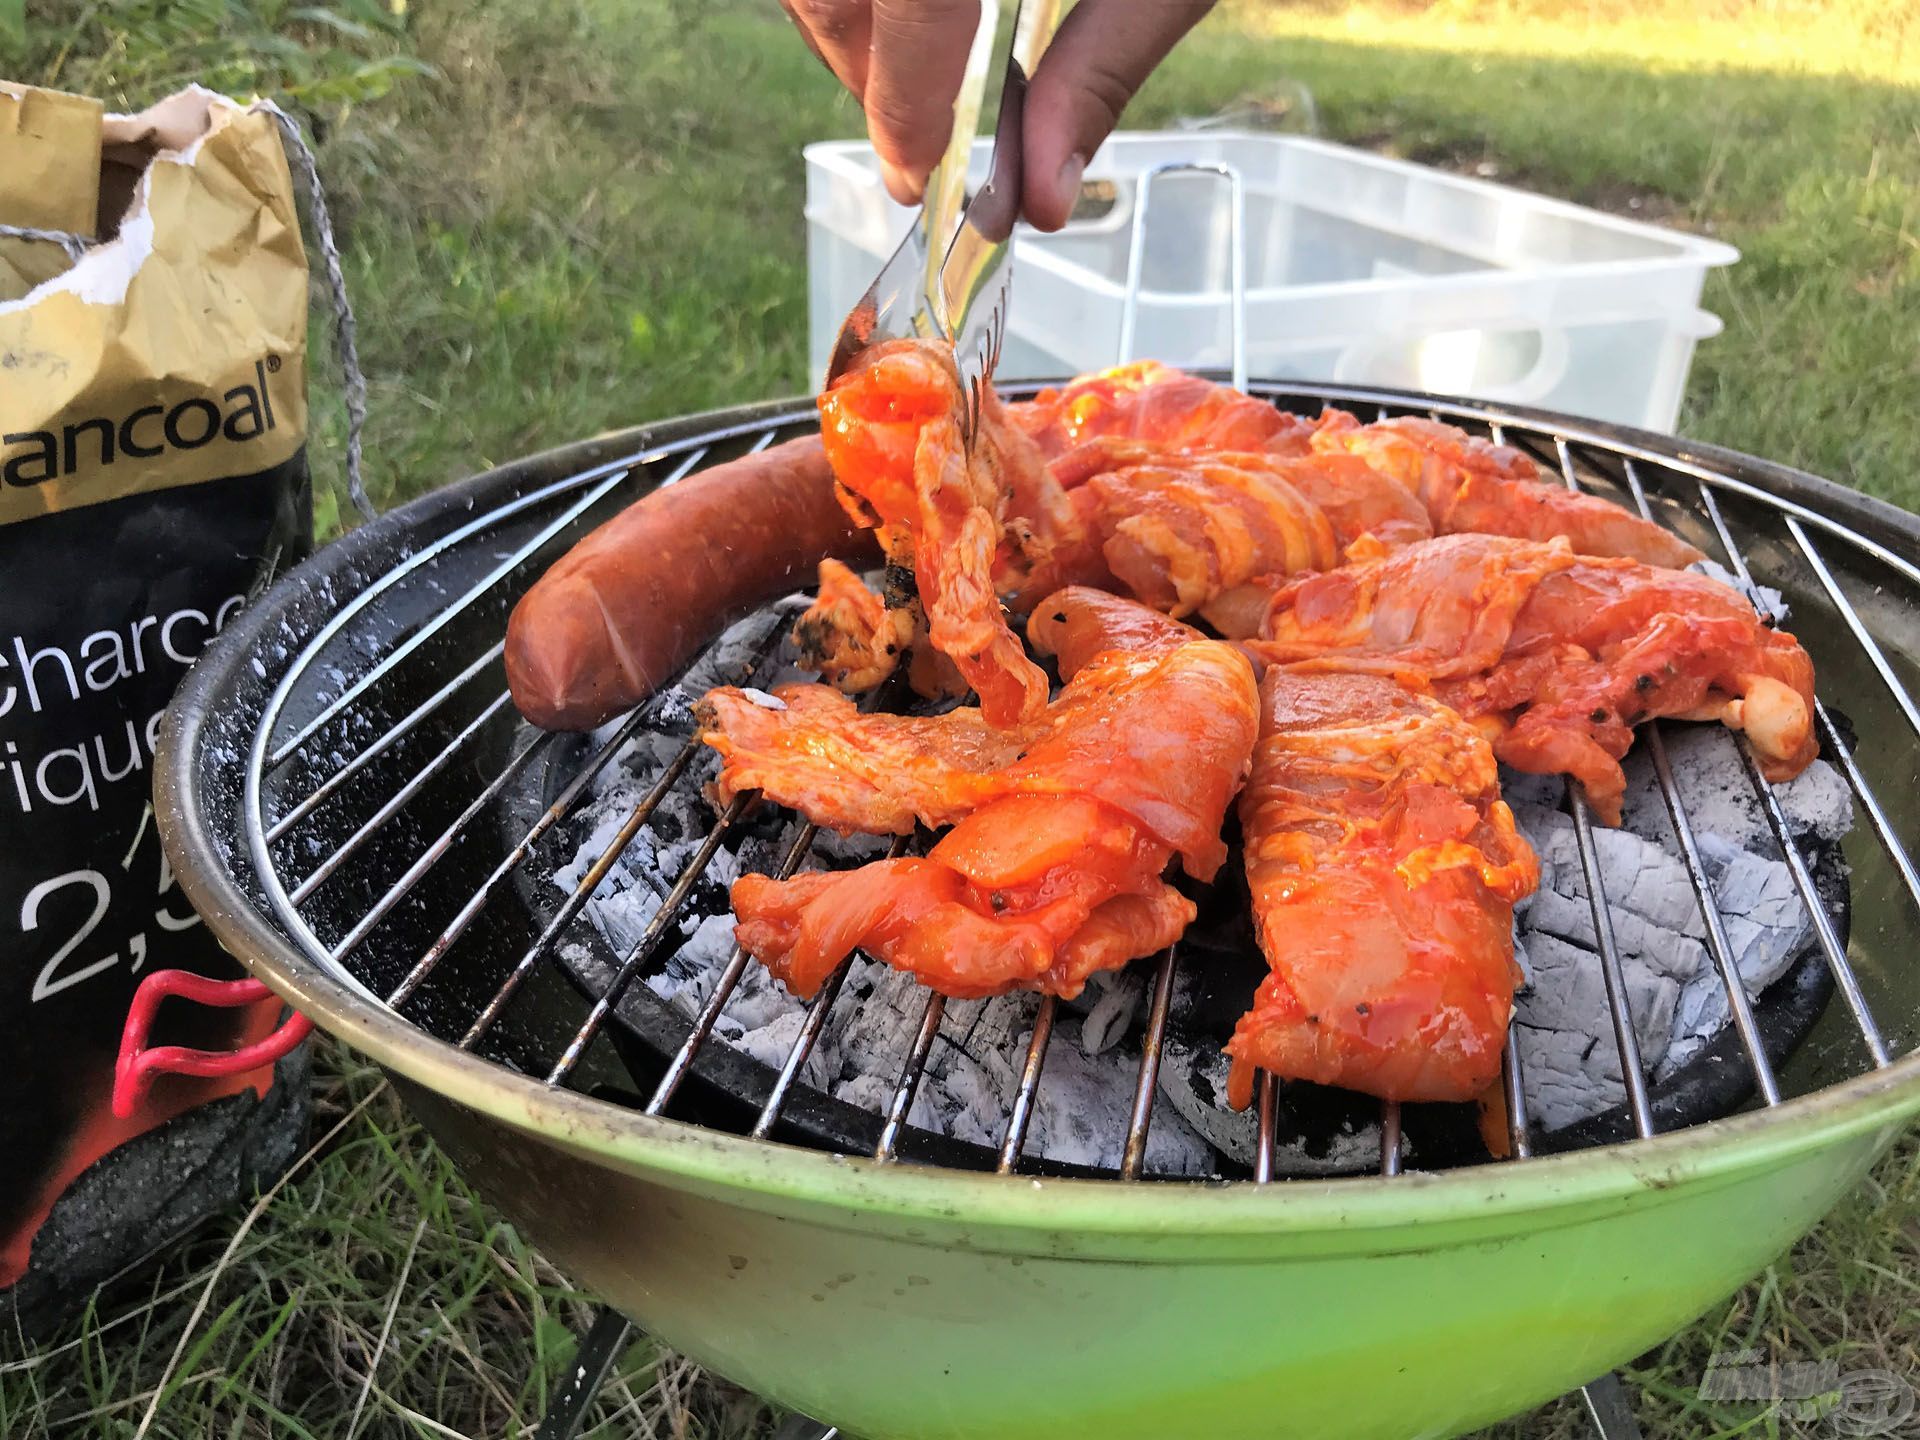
701,628,1258,882
1244,534,1817,822
1312,410,1704,569
1227,671,1538,1106
819,339,1050,725
1009,361,1315,458
717,590,1259,1002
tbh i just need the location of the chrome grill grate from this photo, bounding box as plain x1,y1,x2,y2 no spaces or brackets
238,387,1920,1197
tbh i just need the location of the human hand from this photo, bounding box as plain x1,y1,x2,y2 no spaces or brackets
780,0,1217,230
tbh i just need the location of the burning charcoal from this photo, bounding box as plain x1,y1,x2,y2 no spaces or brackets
810,828,893,865
1618,726,1851,853
1505,736,1848,1132
819,965,1215,1173
562,588,1856,1175
1661,836,1809,1072
1157,1038,1389,1174
649,685,700,734
623,864,1216,1173
1510,800,1709,1130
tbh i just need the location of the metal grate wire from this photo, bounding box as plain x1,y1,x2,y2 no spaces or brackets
240,394,1920,1192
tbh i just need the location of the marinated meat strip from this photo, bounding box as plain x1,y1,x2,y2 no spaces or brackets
701,625,1256,882
818,339,1053,725
1228,671,1539,1106
710,590,1258,1001
1311,410,1705,569
731,796,1194,999
1243,534,1817,822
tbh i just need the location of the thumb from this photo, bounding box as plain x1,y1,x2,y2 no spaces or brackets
1020,0,1217,232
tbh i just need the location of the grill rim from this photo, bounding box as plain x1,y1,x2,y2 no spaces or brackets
156,381,1920,1239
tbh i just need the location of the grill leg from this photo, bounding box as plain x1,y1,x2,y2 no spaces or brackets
534,1306,633,1440
1579,1373,1644,1440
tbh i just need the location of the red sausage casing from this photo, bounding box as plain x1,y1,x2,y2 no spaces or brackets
506,435,878,730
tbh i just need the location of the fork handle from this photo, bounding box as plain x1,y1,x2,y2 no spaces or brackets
957,0,1063,248
915,2,1001,305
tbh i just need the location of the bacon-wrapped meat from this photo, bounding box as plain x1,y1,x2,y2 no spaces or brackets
1083,453,1340,617
1244,534,1817,822
1009,443,1433,619
1228,671,1538,1106
1267,451,1435,560
1312,410,1704,569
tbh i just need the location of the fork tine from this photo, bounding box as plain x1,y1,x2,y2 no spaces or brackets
952,280,1010,449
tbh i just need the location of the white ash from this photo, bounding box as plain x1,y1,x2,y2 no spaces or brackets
560,592,1854,1164
1616,725,1851,854
556,608,1214,1174
624,814,1213,1174
1690,558,1786,625
1503,726,1851,1132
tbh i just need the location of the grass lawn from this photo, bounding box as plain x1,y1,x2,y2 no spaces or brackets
4,1,1919,1436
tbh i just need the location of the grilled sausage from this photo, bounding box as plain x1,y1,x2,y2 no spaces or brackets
505,435,879,730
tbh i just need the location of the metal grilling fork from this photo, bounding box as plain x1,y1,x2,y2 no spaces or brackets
940,0,1062,440
821,0,1063,448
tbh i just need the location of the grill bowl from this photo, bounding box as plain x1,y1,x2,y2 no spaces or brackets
157,388,1920,1440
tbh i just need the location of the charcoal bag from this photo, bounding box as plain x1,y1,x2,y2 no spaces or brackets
0,82,312,1309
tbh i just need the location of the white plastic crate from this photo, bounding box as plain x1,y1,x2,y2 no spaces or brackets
805,132,1738,431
